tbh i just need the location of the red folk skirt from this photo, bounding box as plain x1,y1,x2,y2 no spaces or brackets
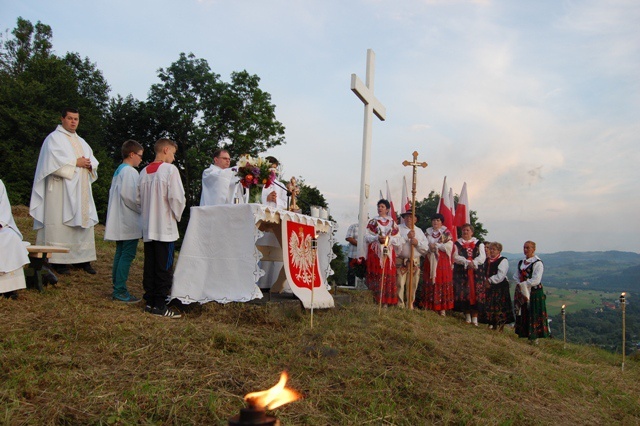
417,252,454,311
365,244,398,305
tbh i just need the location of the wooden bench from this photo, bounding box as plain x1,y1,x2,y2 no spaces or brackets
26,245,70,292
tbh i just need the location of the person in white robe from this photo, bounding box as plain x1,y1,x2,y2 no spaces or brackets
261,156,289,210
139,138,186,318
104,140,144,303
200,149,244,206
0,179,30,298
258,156,289,290
396,212,428,308
29,108,98,275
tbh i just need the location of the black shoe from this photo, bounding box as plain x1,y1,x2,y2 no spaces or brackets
75,262,96,275
2,291,18,300
52,264,71,275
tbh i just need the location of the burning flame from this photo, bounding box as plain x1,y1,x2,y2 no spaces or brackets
244,372,301,410
562,304,565,309
383,235,389,247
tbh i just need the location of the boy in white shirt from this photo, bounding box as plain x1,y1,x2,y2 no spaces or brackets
139,138,186,318
104,140,144,303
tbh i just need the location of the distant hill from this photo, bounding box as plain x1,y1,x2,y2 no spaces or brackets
504,251,640,292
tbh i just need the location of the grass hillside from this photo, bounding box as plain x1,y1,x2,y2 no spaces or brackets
2,206,640,425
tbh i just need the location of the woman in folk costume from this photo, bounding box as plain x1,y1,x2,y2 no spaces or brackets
364,199,402,306
484,242,515,331
452,224,486,326
513,240,549,341
417,213,454,316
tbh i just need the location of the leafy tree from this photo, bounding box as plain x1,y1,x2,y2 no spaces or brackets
414,190,488,240
0,18,112,216
106,53,287,211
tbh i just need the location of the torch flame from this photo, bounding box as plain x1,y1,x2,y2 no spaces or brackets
383,235,389,247
562,304,565,309
244,372,301,410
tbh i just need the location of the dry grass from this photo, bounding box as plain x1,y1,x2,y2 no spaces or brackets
2,205,640,425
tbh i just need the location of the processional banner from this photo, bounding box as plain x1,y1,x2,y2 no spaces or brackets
281,217,334,309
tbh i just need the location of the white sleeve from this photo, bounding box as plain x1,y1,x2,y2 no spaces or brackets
488,258,509,284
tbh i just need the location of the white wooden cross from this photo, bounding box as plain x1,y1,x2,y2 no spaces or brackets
351,48,387,257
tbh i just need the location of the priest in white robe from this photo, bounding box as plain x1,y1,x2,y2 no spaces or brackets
260,156,289,210
0,179,30,297
29,108,98,275
200,149,244,206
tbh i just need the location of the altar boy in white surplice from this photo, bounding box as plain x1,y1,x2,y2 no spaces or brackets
0,179,30,299
139,138,186,318
29,107,98,276
104,140,144,304
200,149,244,206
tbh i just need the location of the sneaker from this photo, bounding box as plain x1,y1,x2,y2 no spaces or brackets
113,294,141,304
149,305,181,319
144,304,153,313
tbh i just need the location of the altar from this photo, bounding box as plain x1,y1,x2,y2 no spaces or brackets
171,204,336,308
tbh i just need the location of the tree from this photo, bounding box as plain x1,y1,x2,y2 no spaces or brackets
414,190,488,240
105,53,287,236
0,18,112,216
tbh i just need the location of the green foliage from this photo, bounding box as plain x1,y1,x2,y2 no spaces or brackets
0,17,112,219
414,190,488,240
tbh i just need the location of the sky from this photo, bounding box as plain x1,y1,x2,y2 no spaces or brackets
2,0,639,254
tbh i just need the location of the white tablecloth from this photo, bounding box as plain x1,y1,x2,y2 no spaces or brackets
171,204,335,305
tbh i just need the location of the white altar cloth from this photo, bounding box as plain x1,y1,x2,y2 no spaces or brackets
171,204,335,305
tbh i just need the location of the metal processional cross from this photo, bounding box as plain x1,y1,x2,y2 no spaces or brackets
351,49,387,257
402,151,428,309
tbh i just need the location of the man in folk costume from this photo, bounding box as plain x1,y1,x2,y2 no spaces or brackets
452,224,486,326
396,211,428,308
29,108,99,275
513,240,549,341
417,213,454,315
364,199,402,306
0,179,30,299
200,149,244,206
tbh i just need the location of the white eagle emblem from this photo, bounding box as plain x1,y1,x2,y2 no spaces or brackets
289,228,315,286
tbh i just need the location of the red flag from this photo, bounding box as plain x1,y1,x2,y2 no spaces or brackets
454,182,470,227
386,180,397,222
401,176,411,214
437,176,455,241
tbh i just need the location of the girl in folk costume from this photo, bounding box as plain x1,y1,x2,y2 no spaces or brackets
513,241,549,341
417,213,454,316
452,224,486,326
484,242,515,331
364,199,402,306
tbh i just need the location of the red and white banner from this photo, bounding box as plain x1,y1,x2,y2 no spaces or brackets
454,182,470,227
282,218,334,309
386,180,397,222
401,176,411,214
437,176,456,242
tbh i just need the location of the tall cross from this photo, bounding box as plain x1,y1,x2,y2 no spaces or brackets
402,151,428,309
351,48,386,257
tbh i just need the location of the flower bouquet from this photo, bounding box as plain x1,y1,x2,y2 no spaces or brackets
233,155,277,202
349,256,367,279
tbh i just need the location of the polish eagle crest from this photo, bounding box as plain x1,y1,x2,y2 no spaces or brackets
289,227,315,286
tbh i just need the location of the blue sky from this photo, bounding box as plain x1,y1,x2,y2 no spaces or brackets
2,0,639,253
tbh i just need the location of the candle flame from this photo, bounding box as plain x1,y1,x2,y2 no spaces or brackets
621,292,626,297
562,304,565,309
383,236,390,247
244,372,301,410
